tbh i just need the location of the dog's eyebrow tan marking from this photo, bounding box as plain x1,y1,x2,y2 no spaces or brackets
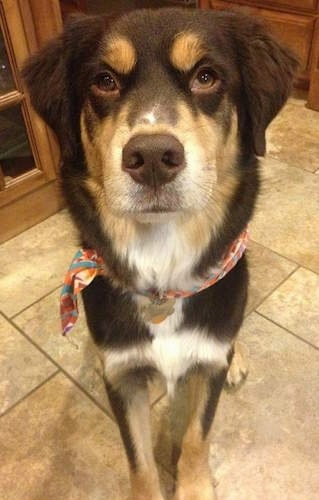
170,32,207,72
102,36,136,74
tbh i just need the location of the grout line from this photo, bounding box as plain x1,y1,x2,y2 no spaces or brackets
151,391,167,408
244,264,301,318
249,238,299,267
1,311,115,421
3,310,167,423
249,238,319,275
0,371,60,419
262,151,319,177
10,283,62,320
256,311,319,351
265,152,318,176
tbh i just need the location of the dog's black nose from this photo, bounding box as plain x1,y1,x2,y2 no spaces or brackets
122,134,185,187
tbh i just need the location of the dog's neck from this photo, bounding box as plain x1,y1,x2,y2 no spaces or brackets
61,229,248,335
102,212,220,292
127,220,204,293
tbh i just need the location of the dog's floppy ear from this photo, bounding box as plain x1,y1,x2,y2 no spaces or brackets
23,35,70,155
233,14,298,156
22,14,105,159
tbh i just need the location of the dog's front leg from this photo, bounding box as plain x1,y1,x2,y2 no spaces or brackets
174,365,229,500
104,372,164,500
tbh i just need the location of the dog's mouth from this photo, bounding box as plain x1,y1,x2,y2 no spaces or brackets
120,190,184,223
130,209,181,224
127,202,181,223
140,207,176,213
126,181,184,215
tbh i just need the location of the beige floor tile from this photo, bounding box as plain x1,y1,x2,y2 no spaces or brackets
0,210,78,318
246,241,297,314
267,100,319,172
0,314,57,415
250,158,319,273
0,373,174,500
152,312,319,500
257,267,319,348
14,289,166,414
212,312,319,500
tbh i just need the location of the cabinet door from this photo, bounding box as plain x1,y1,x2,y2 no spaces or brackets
207,1,315,82
0,0,63,242
202,0,319,13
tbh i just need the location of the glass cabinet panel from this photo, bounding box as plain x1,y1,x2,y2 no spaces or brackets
0,29,14,95
0,105,35,186
0,0,63,242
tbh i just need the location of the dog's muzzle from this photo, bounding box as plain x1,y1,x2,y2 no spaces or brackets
122,133,185,187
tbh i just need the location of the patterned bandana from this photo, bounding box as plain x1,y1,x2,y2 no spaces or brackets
60,229,249,335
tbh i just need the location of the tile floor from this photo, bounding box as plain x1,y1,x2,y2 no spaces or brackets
1,93,319,499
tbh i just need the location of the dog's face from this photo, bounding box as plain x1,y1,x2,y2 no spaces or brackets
81,16,242,223
23,9,297,229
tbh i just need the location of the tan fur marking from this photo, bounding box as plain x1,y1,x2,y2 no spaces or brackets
175,372,216,500
82,103,140,262
226,340,249,387
174,102,239,253
130,471,164,500
170,32,207,72
173,102,217,251
103,36,136,74
81,109,104,181
126,386,163,500
85,177,137,263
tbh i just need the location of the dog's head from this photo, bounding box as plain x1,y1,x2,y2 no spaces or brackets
23,9,297,228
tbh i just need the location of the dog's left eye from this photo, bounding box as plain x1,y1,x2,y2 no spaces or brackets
191,68,217,93
93,72,120,94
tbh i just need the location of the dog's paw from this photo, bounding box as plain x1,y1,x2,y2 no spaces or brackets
132,496,164,500
173,480,216,500
226,341,249,389
131,491,165,500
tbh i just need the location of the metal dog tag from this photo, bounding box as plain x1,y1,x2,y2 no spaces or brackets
141,297,176,324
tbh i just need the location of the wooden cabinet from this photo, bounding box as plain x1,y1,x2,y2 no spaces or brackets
236,1,317,12
0,0,63,243
59,0,196,19
199,0,319,111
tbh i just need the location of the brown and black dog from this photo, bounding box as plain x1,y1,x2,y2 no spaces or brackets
23,8,297,500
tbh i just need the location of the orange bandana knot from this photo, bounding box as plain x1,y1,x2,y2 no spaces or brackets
60,249,104,334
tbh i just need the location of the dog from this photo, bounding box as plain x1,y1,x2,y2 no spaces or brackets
23,8,297,500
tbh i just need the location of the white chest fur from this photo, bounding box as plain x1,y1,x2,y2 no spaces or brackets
125,221,203,292
102,300,230,393
102,220,230,390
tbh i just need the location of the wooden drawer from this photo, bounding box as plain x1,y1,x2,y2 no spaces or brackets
260,1,318,13
209,0,319,14
209,1,315,72
262,12,315,71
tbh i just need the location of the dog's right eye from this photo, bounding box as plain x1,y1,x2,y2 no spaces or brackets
93,72,120,95
190,68,219,94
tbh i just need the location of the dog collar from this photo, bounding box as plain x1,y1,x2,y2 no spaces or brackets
60,229,249,335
